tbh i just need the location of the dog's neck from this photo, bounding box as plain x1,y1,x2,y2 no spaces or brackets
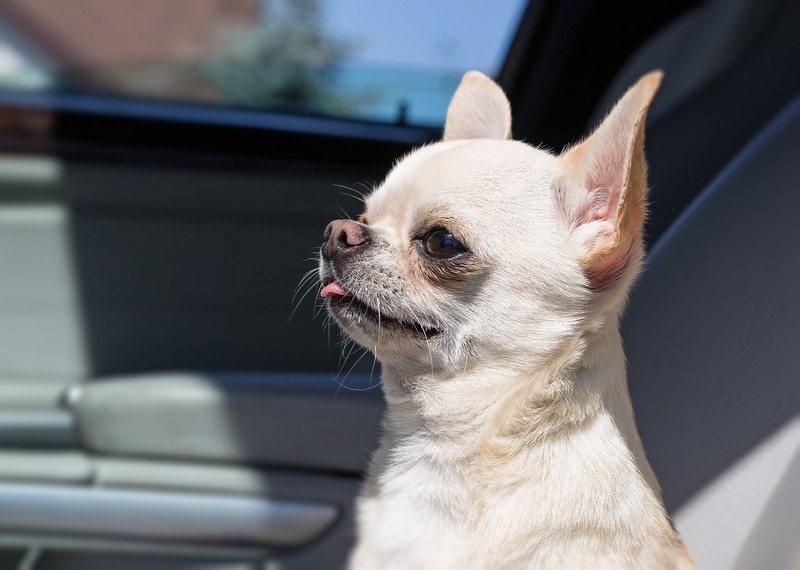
381,322,633,444
376,321,665,529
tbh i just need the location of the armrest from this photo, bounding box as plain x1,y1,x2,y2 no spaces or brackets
0,483,337,547
72,372,384,473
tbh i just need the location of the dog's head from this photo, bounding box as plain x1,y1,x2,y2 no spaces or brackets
319,71,661,377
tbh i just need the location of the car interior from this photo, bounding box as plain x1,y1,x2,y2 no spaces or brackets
0,0,798,569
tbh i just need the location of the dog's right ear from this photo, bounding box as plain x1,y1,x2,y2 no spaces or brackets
558,71,662,291
443,71,512,141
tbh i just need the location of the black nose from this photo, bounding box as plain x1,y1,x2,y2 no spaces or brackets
322,219,370,259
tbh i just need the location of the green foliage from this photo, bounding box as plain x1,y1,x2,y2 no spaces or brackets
203,0,371,117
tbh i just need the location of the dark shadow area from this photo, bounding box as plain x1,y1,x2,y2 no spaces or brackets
623,98,800,513
0,147,392,377
636,0,800,246
59,154,384,377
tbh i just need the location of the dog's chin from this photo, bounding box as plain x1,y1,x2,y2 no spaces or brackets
327,293,443,342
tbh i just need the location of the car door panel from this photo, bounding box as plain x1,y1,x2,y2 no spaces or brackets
0,150,387,568
72,373,383,473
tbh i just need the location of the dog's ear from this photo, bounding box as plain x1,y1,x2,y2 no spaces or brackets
558,71,662,290
443,71,512,141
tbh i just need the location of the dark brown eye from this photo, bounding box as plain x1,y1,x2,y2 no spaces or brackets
423,229,466,259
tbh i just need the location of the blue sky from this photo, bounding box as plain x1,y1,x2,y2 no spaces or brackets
319,0,526,75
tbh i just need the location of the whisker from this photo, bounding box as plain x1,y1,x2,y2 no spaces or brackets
289,277,323,322
369,347,379,389
292,268,319,298
354,181,374,194
333,183,367,204
337,206,353,220
313,299,329,319
342,335,361,362
334,347,374,395
397,297,436,375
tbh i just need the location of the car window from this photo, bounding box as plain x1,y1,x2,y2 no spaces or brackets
0,0,526,127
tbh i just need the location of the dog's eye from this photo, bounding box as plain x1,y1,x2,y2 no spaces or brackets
423,229,466,259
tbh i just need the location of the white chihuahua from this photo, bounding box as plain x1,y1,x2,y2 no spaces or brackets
319,71,694,569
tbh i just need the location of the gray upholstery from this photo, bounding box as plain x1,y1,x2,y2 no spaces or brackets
0,453,364,570
592,0,800,244
733,447,800,570
622,98,800,568
0,129,380,569
0,483,336,547
72,372,383,474
0,157,374,381
591,0,778,125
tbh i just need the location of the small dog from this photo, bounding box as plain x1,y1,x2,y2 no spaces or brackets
319,71,694,569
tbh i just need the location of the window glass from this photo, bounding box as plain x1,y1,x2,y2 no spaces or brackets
0,0,526,127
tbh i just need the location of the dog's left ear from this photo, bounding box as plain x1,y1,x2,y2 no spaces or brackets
558,71,662,290
443,71,512,141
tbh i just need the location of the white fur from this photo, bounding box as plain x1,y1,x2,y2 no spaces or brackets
320,71,694,569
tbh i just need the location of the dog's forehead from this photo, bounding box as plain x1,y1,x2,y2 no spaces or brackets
366,139,557,226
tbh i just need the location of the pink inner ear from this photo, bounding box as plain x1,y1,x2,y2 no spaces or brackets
583,155,624,220
558,71,660,291
569,182,621,252
560,162,635,290
586,188,613,221
584,238,636,291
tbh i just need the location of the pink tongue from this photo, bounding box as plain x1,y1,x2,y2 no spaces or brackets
320,281,353,298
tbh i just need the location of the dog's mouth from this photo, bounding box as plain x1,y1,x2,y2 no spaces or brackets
321,279,442,338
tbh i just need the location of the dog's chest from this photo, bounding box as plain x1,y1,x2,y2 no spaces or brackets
350,411,676,569
353,432,555,560
352,453,479,569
